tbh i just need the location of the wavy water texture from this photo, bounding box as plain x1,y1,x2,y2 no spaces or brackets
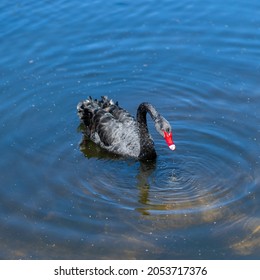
0,0,260,259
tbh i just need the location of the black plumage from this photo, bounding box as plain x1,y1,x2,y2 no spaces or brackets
77,96,175,160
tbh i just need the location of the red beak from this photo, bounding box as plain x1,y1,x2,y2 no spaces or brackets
163,131,175,151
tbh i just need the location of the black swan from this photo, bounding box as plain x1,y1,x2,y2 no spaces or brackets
77,96,175,160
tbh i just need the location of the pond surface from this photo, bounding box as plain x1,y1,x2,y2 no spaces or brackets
1,0,260,259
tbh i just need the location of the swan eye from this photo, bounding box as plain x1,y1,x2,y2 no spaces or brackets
165,128,170,133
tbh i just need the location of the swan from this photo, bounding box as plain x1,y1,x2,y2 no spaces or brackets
77,96,175,160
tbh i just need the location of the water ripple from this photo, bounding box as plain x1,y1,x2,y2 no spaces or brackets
1,0,260,259
77,108,256,218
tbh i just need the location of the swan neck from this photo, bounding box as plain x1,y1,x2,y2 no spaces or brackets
137,103,159,125
136,103,157,160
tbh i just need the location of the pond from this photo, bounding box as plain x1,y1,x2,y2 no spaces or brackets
0,0,260,259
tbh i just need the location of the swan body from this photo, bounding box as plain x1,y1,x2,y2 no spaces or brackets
77,96,175,160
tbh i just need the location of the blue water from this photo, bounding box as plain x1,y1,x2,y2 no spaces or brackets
0,0,260,259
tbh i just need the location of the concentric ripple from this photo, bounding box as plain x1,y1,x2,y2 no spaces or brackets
1,0,260,259
143,129,255,214
77,110,256,217
75,74,259,218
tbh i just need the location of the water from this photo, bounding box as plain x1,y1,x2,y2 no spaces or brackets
1,0,260,259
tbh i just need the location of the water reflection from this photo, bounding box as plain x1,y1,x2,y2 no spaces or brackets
78,122,256,221
78,125,168,212
78,123,121,160
1,0,260,260
78,126,260,258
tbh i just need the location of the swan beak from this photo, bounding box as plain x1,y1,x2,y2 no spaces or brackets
169,144,176,150
163,131,175,151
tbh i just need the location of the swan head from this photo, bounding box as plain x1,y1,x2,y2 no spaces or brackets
155,116,175,151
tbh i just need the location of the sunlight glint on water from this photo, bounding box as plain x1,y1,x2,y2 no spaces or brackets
0,0,260,259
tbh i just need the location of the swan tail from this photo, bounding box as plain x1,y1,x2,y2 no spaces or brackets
77,96,100,123
77,96,117,138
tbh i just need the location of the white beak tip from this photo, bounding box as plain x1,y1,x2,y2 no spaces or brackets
169,144,176,151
